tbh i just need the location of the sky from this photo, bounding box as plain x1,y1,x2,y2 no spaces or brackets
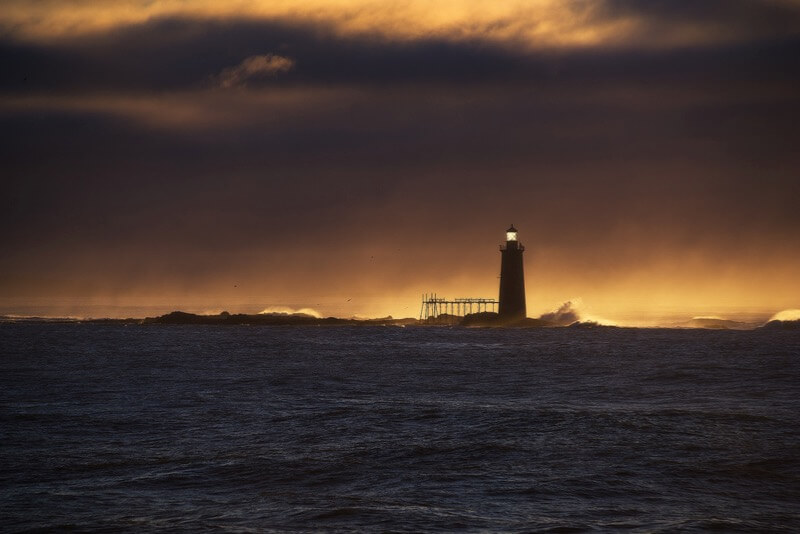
2,0,800,323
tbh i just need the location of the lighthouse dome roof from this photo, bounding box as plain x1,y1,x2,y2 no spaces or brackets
507,225,517,232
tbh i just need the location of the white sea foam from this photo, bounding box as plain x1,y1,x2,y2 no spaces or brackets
769,309,800,322
258,306,322,318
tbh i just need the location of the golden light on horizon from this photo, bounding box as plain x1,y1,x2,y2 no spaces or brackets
2,242,796,325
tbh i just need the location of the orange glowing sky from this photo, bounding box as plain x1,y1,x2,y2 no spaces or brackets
1,0,799,323
0,0,759,46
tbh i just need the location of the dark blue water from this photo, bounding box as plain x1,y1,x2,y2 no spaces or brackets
1,324,799,532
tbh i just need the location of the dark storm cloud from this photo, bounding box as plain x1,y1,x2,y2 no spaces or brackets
597,0,800,37
3,78,798,261
0,18,521,93
3,10,800,95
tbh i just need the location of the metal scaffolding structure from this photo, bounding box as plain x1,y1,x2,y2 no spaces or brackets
419,293,498,323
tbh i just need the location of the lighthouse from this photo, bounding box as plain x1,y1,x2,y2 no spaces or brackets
498,225,527,321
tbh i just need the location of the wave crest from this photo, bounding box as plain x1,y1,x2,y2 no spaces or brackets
769,309,800,322
258,306,322,318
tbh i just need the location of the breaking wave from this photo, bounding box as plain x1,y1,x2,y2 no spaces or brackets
537,299,616,326
769,309,800,322
258,306,322,318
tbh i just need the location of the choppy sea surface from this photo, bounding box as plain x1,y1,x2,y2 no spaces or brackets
1,324,799,532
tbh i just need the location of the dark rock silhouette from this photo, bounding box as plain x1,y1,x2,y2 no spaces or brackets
460,309,590,328
460,312,501,326
144,311,417,326
759,319,800,330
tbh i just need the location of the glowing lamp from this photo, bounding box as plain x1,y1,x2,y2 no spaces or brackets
506,225,518,242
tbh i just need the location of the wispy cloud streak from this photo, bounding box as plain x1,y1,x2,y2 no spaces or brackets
216,54,294,88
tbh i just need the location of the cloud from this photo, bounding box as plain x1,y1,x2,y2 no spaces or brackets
3,0,800,51
216,54,294,88
595,0,800,47
3,15,799,97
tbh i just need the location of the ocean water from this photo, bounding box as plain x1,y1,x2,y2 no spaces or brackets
1,324,799,532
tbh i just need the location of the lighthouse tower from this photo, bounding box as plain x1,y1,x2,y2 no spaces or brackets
498,225,527,321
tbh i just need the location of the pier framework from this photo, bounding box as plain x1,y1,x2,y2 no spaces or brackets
419,293,498,323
